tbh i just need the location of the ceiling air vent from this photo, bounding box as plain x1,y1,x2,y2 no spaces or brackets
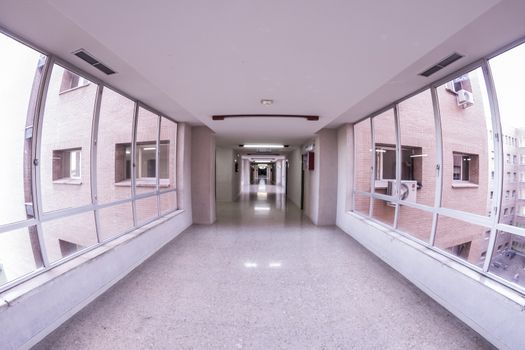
72,49,116,75
419,53,463,77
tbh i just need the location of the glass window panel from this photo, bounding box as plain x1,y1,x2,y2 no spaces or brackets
0,226,43,285
160,191,177,215
398,90,436,206
40,65,96,212
373,109,397,196
135,107,159,194
353,193,370,216
371,198,395,227
489,43,525,228
397,206,433,242
159,117,177,188
136,196,158,224
97,88,135,203
0,33,45,225
354,118,372,193
434,215,490,267
98,202,134,241
438,67,493,216
42,211,97,263
489,231,525,289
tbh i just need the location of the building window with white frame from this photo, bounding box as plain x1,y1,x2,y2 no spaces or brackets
52,148,82,183
452,152,478,183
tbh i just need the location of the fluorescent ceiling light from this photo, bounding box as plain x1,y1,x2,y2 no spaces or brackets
143,147,156,151
410,154,428,158
244,262,258,268
268,262,282,268
242,144,284,148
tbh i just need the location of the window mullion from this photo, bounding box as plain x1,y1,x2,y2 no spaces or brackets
131,102,139,227
156,116,161,217
90,84,103,243
369,116,375,217
31,55,55,268
393,104,401,229
429,86,443,246
482,59,504,273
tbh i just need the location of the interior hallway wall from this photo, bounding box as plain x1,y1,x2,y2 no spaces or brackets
232,152,241,200
216,147,233,202
316,129,338,225
191,126,216,224
287,147,302,209
215,147,241,202
303,129,338,225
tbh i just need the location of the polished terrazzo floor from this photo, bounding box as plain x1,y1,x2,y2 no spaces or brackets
34,182,494,349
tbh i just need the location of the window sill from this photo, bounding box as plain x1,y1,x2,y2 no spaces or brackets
452,182,478,189
53,178,82,185
114,179,171,188
58,83,90,95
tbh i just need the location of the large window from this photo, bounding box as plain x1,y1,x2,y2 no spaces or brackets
97,87,135,203
487,42,525,287
40,64,96,212
351,40,525,293
354,118,372,214
0,31,179,292
371,109,396,227
135,107,160,192
0,33,46,286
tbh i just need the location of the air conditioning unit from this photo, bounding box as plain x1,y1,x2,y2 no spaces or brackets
386,180,417,206
456,89,474,109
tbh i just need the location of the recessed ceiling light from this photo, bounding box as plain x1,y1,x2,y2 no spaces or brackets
260,99,273,105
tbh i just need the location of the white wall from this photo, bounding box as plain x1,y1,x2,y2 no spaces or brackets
0,123,194,350
231,153,241,200
316,129,338,225
302,129,338,225
335,123,525,350
191,126,216,224
287,147,302,209
216,147,240,202
216,147,233,202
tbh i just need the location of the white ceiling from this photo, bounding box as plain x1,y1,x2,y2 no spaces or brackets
1,0,525,146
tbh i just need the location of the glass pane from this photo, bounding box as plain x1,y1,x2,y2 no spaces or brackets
159,117,177,188
97,88,135,203
353,193,370,216
373,109,397,196
0,227,42,285
434,215,490,267
136,107,159,194
0,33,45,225
98,202,134,241
42,211,97,263
398,89,436,206
354,118,372,193
438,67,493,216
40,65,96,212
489,231,525,288
371,198,395,227
489,43,525,229
397,206,433,242
160,191,177,215
136,196,158,224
